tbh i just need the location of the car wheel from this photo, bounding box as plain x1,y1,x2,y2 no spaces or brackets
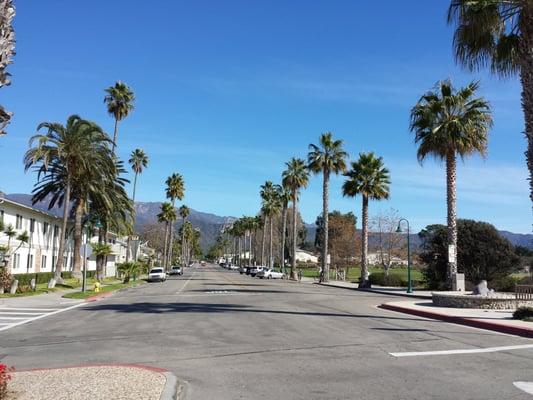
267,275,272,279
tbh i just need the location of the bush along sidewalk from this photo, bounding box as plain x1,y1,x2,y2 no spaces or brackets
62,279,145,300
513,306,533,322
0,363,14,400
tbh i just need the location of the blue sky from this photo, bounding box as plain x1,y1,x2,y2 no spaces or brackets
0,1,529,233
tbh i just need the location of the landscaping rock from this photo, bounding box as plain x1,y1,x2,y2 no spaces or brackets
47,278,56,289
473,280,489,296
30,278,36,290
9,279,18,294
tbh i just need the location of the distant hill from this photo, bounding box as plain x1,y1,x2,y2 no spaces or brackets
4,193,533,251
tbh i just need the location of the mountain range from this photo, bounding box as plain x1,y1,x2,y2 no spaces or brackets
3,193,532,251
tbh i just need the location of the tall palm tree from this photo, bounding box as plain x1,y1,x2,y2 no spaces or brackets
447,1,533,206
277,184,291,274
104,81,135,154
410,80,492,288
342,152,390,288
0,0,15,136
126,148,149,261
282,158,309,279
262,190,282,268
165,173,185,268
259,181,278,266
308,133,348,282
24,115,113,282
157,202,175,269
179,204,190,267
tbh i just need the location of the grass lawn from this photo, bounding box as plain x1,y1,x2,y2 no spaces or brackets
0,277,129,298
298,266,424,283
62,279,145,300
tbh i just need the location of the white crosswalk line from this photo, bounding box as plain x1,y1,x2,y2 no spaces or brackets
0,303,85,332
389,344,533,357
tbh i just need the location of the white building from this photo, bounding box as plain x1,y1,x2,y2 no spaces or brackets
0,197,138,277
296,249,318,264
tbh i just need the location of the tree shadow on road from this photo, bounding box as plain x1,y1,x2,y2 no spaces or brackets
84,302,432,322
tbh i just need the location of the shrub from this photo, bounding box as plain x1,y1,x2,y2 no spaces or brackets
0,364,13,400
490,276,521,292
13,271,74,286
513,307,533,321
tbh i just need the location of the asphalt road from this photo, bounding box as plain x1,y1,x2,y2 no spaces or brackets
1,264,533,399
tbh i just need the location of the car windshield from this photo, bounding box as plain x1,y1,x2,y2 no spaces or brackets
150,269,163,273
172,266,180,270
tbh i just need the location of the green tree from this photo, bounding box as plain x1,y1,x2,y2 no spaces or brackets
410,80,492,288
447,1,533,206
126,148,149,261
282,157,310,279
277,185,291,273
157,202,176,270
90,242,112,281
308,132,348,282
165,173,185,268
419,220,520,289
104,81,135,154
24,115,115,281
342,152,390,288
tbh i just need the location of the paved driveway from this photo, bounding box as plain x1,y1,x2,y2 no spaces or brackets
1,264,532,399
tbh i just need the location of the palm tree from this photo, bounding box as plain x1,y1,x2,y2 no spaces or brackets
259,181,278,266
104,81,135,154
157,202,176,269
0,0,15,136
410,80,492,288
308,133,348,282
282,158,309,280
262,191,282,268
90,242,112,281
24,115,114,282
342,152,390,288
165,173,185,268
447,1,533,205
179,205,190,267
126,148,149,261
277,184,291,274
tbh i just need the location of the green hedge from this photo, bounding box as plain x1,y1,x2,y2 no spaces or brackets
369,271,424,288
513,307,533,321
12,271,97,286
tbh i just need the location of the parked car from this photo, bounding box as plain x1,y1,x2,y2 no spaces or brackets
250,266,266,277
229,264,239,270
257,268,285,279
201,261,206,266
148,268,167,282
169,266,183,276
239,266,247,274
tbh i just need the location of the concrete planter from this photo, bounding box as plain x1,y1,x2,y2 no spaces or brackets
432,291,533,310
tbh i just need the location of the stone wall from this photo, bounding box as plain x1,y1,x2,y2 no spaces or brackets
432,292,533,310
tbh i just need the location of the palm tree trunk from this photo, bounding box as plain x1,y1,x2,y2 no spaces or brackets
97,227,105,282
249,232,253,267
167,202,176,269
181,217,186,267
269,215,274,268
72,199,85,278
111,118,119,155
54,180,70,283
320,170,330,282
291,194,298,280
446,152,458,288
359,195,370,288
126,171,138,262
520,6,533,210
261,216,267,265
162,222,169,269
281,206,287,274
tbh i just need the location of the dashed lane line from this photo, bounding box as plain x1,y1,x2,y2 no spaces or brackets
389,344,533,357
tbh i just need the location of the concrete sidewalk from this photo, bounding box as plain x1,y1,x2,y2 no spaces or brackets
380,299,533,338
308,278,433,299
0,288,82,309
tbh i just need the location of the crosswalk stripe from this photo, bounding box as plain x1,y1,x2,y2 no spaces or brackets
0,303,85,333
0,311,48,315
0,307,60,311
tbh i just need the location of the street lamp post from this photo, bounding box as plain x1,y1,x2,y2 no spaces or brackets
396,218,412,294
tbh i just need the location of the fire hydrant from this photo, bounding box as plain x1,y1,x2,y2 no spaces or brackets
94,282,101,293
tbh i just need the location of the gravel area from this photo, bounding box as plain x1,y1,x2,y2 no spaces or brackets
8,366,166,400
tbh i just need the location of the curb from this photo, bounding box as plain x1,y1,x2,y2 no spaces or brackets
85,291,115,302
14,363,185,400
379,303,533,338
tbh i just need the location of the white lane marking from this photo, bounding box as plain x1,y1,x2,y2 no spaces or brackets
514,382,533,395
0,303,85,333
0,311,48,315
0,307,60,311
0,316,31,320
175,270,196,295
390,344,533,357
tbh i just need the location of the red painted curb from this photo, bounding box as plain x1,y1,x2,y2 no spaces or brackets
379,303,533,338
85,291,114,302
14,363,168,375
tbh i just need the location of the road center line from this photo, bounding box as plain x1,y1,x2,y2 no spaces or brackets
175,269,196,295
390,344,533,357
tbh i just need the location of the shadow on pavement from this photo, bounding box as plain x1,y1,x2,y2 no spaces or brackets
84,302,435,322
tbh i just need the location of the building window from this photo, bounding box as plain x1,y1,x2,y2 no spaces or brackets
30,218,35,233
43,222,49,235
42,255,47,270
13,253,20,269
0,210,4,225
15,214,23,230
27,254,34,271
54,225,59,237
52,255,56,271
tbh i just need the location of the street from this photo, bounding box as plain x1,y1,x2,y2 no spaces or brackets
1,264,532,400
